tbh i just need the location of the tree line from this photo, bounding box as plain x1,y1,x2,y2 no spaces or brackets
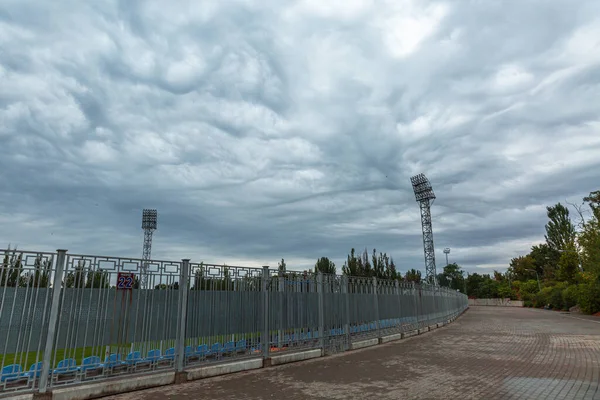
458,190,600,315
278,248,428,284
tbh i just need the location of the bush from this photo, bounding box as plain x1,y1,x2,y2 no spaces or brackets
550,282,569,310
533,283,569,310
562,285,579,310
577,282,600,314
534,287,552,308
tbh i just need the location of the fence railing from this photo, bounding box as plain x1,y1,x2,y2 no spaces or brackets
0,248,468,395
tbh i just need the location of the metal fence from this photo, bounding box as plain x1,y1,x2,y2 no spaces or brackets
0,248,468,395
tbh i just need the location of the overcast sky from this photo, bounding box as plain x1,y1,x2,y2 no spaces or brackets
1,0,599,276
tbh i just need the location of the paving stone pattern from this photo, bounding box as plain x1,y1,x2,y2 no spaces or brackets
105,307,600,400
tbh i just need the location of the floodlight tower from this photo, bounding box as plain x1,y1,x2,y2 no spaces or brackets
444,248,451,266
141,209,158,288
410,173,438,285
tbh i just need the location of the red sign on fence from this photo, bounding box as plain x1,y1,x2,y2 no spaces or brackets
116,272,134,290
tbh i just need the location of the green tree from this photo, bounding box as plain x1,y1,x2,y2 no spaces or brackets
372,249,384,279
529,243,560,280
277,258,286,276
579,191,600,276
507,255,536,282
192,263,206,290
468,274,499,298
357,248,372,277
545,203,576,252
64,260,87,288
439,263,465,292
405,269,421,283
29,254,52,288
86,269,109,288
556,250,579,284
1,247,23,287
342,248,360,276
315,257,336,275
387,257,399,280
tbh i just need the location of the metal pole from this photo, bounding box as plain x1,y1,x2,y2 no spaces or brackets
261,266,270,359
317,272,325,350
176,259,190,372
342,275,350,350
278,275,284,349
39,249,67,393
394,280,402,330
411,281,418,329
373,277,380,334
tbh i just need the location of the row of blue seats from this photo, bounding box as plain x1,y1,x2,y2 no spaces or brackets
0,340,253,388
1,319,426,388
271,319,418,343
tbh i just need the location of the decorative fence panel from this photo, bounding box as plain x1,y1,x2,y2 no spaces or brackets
0,248,468,396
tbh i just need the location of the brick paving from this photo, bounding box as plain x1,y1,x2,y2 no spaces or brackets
105,307,600,399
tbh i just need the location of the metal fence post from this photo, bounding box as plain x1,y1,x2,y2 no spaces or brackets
317,272,325,350
394,280,401,329
261,266,270,359
373,277,380,334
278,275,284,349
412,282,419,329
39,249,67,393
176,259,190,372
342,275,350,349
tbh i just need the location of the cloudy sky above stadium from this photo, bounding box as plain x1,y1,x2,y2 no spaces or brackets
1,0,599,275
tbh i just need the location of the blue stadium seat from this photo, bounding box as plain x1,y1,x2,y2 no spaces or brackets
80,356,103,378
235,339,247,353
209,343,222,357
53,359,78,375
1,364,26,383
222,341,235,355
103,354,126,373
27,362,44,379
195,344,209,358
163,348,176,360
146,349,161,363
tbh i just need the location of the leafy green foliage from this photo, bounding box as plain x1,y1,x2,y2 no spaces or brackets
277,258,286,275
342,248,398,279
576,281,600,314
315,257,336,275
556,250,579,284
437,263,466,293
499,191,600,314
1,247,23,287
545,203,576,252
404,269,421,283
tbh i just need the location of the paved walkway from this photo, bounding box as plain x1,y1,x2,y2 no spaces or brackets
106,307,600,400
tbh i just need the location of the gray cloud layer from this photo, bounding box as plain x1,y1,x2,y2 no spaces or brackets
1,0,600,275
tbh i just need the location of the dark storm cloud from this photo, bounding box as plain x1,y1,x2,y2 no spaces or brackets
1,0,600,276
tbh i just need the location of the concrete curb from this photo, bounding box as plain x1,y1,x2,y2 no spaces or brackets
350,338,379,350
187,358,263,380
50,371,175,400
8,394,33,400
269,349,322,366
379,333,403,344
402,330,418,339
418,327,429,334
